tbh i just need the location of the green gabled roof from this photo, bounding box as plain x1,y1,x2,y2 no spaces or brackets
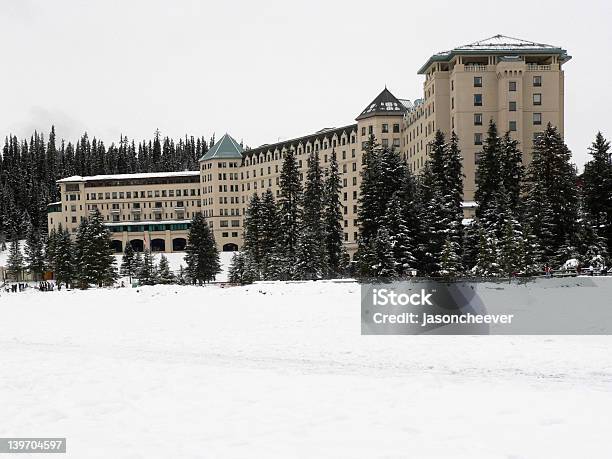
199,133,243,161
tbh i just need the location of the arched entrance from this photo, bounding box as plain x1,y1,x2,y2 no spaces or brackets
222,243,238,252
172,238,187,251
130,239,144,252
151,238,166,252
110,240,123,253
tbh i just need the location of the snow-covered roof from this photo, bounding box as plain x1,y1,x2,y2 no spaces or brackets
418,34,570,74
57,171,200,183
461,201,477,208
455,35,560,51
356,88,408,120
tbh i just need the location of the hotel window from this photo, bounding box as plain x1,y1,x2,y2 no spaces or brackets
533,93,542,105
451,97,454,109
393,138,400,148
474,113,483,126
533,113,542,125
509,101,517,111
393,123,400,133
473,76,482,87
509,81,517,91
382,124,389,133
361,127,366,136
533,75,542,87
474,94,482,106
368,125,373,135
474,133,483,145
509,121,517,132
382,139,389,147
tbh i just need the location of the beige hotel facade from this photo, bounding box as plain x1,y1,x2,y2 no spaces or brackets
48,35,570,257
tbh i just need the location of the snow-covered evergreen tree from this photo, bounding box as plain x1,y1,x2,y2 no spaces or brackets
138,249,157,285
6,236,24,281
277,148,302,280
74,209,117,288
259,189,281,280
156,254,174,284
53,224,74,288
473,226,501,277
439,236,463,277
322,150,346,278
523,123,579,262
120,243,137,283
25,224,46,280
242,193,262,277
297,150,325,279
184,213,220,284
581,132,612,253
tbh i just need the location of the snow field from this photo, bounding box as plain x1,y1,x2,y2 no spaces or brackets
0,281,611,458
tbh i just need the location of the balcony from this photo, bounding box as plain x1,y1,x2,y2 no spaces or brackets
152,207,163,214
527,64,552,71
131,207,141,213
463,65,488,72
110,207,120,214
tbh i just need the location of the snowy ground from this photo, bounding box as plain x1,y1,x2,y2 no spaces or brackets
1,282,612,458
113,251,235,283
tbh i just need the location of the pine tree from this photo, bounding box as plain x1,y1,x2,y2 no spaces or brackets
475,121,503,221
356,135,382,247
277,148,302,279
473,226,501,277
6,236,24,281
242,193,262,277
138,249,156,285
297,150,325,279
157,254,175,284
184,213,220,284
582,132,612,253
322,150,346,277
372,227,396,278
259,189,281,280
523,123,579,262
228,252,252,284
74,209,117,288
498,212,527,277
439,236,463,277
24,224,46,280
53,225,74,288
120,243,137,283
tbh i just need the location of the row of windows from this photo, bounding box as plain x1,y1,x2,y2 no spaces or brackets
469,75,543,88
474,113,543,126
361,124,400,136
467,93,542,108
83,189,199,200
243,136,357,166
474,129,544,145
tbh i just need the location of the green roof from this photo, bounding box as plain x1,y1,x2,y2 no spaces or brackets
199,133,243,161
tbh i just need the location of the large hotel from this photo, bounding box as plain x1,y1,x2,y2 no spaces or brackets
48,35,570,257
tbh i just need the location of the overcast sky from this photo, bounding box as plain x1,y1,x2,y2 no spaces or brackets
1,0,610,168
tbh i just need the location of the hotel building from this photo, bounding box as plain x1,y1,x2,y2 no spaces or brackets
48,35,570,257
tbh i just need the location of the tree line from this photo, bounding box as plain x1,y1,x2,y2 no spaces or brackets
6,209,221,287
0,126,215,242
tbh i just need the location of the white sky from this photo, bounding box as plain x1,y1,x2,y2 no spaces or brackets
1,0,610,169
